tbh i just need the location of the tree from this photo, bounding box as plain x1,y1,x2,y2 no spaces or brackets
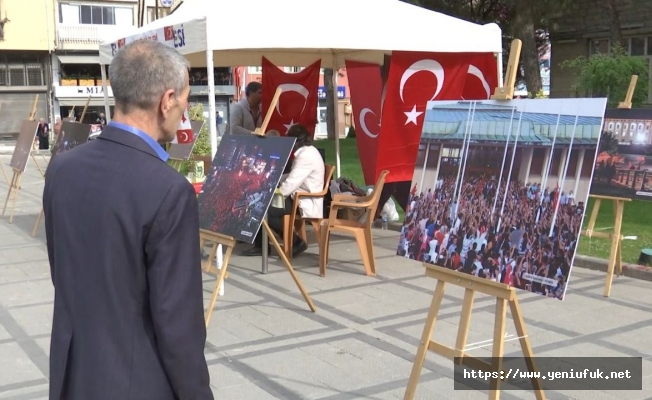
562,47,649,107
324,68,337,140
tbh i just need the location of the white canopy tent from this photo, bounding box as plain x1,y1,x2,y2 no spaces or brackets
98,0,503,176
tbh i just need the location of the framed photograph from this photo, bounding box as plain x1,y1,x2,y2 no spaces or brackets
51,122,92,162
9,120,39,173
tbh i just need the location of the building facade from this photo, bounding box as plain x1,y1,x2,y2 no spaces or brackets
52,0,233,125
549,0,652,101
0,0,55,136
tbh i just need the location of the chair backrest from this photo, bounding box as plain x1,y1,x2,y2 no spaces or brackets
363,170,390,227
322,164,335,194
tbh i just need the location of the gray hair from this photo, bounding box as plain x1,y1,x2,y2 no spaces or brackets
109,40,190,113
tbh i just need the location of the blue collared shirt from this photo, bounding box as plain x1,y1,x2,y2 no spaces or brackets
108,121,169,162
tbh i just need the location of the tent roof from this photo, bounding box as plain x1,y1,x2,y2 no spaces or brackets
98,0,502,67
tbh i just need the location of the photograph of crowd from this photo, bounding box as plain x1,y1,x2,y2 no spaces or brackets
591,108,652,201
397,98,607,300
168,120,204,160
50,122,92,162
9,120,39,173
197,135,295,243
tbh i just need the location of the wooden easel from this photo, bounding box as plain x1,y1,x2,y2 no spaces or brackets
406,41,545,399
201,221,316,327
582,195,631,297
201,86,315,326
2,95,39,223
580,75,638,297
491,39,522,100
404,265,545,400
80,96,91,122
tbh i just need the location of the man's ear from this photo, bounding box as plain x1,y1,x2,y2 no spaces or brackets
159,89,176,116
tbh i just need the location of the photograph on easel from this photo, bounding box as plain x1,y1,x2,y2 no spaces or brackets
197,134,295,243
9,120,39,173
168,120,204,160
397,98,607,300
591,108,652,201
51,122,92,162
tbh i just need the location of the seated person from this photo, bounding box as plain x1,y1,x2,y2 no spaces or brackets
242,124,325,257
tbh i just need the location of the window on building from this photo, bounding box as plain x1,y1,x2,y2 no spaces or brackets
248,66,262,73
0,53,44,86
147,6,172,23
589,39,610,55
188,68,232,86
59,3,133,25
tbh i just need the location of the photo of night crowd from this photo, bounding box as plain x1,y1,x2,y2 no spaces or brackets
51,122,92,162
197,135,295,243
397,99,606,300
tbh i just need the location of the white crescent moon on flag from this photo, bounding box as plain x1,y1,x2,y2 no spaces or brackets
359,108,379,138
467,64,491,99
399,59,445,103
276,83,310,116
178,131,189,143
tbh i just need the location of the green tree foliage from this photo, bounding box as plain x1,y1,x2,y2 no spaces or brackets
184,103,211,174
562,46,649,107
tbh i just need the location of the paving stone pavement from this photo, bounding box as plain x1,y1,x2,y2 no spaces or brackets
1,155,651,400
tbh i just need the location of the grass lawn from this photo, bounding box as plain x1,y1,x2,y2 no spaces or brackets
314,138,652,264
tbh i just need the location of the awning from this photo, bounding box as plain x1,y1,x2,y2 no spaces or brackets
57,55,99,64
58,97,115,107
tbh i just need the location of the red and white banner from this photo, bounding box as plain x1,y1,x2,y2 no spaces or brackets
172,107,193,144
345,60,383,185
109,24,188,57
462,53,499,100
375,51,472,183
261,58,321,137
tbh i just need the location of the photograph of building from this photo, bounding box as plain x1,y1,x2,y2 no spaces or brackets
400,98,607,300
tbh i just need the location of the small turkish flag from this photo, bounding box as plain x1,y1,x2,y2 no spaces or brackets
172,107,193,144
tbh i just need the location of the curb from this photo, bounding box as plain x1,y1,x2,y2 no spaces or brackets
573,254,652,283
371,220,652,283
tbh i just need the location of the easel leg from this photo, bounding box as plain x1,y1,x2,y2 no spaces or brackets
587,198,601,233
509,297,545,400
8,173,22,224
31,207,44,237
1,172,16,218
489,298,507,399
205,244,233,327
454,289,475,360
0,163,8,185
404,280,446,400
262,220,316,312
30,153,45,177
604,200,624,297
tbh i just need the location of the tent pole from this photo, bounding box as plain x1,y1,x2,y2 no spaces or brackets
101,64,111,123
333,56,341,178
206,49,218,158
496,52,504,87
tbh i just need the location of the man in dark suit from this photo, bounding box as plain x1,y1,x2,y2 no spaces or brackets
43,40,213,399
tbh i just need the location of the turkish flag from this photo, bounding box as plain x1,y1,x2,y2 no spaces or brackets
261,58,320,137
462,53,499,100
172,107,193,144
375,51,471,183
345,60,383,185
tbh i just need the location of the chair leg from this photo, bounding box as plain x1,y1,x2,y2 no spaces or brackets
354,229,375,276
319,227,330,277
282,215,293,260
364,227,377,275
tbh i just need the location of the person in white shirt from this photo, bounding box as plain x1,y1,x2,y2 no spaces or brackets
241,124,324,257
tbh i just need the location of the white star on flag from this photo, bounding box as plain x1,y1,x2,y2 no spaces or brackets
404,105,423,126
283,119,298,133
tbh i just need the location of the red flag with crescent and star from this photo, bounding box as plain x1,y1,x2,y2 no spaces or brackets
172,106,193,144
375,51,472,183
462,53,499,100
345,60,383,185
261,57,321,137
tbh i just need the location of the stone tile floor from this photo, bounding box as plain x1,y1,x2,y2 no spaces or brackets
1,155,651,399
